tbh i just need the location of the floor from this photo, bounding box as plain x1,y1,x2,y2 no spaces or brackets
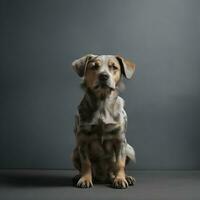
0,170,200,200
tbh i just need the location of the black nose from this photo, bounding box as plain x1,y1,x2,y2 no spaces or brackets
99,73,109,81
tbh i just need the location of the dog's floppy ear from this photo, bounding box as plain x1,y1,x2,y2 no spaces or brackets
72,54,97,77
116,55,136,79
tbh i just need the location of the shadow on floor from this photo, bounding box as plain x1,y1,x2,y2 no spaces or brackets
0,172,113,188
0,172,74,187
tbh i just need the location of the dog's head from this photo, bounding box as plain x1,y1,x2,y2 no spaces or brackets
72,54,135,97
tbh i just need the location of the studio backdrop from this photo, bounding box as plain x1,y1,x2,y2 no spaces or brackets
0,0,200,170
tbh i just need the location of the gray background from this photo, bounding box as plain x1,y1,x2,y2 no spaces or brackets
0,0,200,170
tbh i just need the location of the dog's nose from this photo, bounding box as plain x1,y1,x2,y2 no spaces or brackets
99,73,109,81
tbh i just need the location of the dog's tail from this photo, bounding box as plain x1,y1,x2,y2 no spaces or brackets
126,143,136,163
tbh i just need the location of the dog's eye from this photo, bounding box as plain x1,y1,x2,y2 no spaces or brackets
90,62,99,70
109,64,118,71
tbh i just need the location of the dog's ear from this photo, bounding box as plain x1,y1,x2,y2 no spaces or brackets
72,54,97,77
116,55,136,79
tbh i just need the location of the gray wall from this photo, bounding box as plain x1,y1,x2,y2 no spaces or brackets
0,0,200,170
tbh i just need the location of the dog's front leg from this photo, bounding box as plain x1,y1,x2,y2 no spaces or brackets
113,140,128,189
77,145,93,188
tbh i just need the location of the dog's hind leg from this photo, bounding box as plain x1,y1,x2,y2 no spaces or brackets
125,174,136,185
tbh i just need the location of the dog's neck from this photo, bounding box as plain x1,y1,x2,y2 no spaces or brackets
78,88,120,124
85,88,118,106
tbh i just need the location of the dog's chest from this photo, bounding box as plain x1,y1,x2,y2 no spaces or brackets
77,99,126,143
75,97,126,143
75,96,127,161
89,101,118,125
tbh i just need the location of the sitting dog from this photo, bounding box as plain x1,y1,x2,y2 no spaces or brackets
72,54,136,189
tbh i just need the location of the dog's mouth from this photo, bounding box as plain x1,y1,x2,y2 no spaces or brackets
94,82,115,91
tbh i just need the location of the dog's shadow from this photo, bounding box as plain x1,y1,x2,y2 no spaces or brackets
0,171,133,188
0,171,74,187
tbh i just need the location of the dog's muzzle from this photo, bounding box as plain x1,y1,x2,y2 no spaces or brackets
93,72,115,90
98,72,109,82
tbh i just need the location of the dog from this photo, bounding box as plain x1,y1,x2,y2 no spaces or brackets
72,54,136,189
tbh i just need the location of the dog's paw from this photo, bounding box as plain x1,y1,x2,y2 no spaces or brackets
125,175,136,186
112,176,128,189
77,176,93,188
